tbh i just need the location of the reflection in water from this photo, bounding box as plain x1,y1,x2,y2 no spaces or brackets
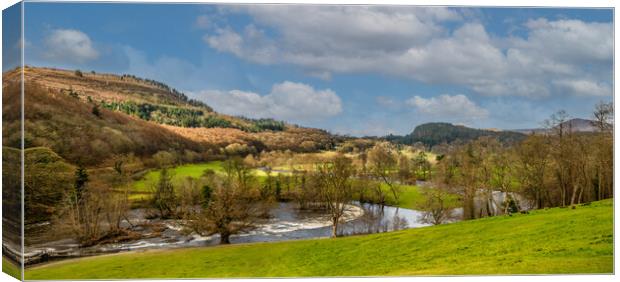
24,202,451,265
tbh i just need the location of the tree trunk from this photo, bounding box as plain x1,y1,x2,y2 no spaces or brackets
220,231,231,244
570,184,579,206
331,217,339,238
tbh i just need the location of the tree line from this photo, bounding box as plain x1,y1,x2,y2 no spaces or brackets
432,102,613,220
98,100,285,132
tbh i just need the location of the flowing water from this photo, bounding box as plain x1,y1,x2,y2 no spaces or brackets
24,202,457,265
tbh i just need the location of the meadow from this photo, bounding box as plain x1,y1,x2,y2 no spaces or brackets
25,199,613,279
2,257,20,280
130,161,428,209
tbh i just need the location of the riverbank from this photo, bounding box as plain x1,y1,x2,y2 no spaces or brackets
129,161,429,210
25,199,613,279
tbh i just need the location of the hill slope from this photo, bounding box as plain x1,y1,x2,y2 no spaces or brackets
387,122,526,147
512,118,599,134
25,199,613,279
3,67,336,166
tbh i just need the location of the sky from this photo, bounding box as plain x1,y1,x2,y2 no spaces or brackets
16,3,614,136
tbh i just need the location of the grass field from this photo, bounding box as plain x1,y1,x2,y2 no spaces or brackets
25,199,613,279
379,183,421,208
131,162,443,209
130,161,290,201
2,256,20,279
133,161,225,193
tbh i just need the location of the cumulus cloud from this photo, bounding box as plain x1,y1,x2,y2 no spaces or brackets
406,94,489,120
196,81,342,123
43,29,99,63
552,79,612,97
202,7,612,98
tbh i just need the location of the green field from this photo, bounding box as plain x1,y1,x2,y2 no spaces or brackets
131,161,428,208
383,183,421,208
130,161,290,201
2,257,21,279
133,161,226,193
25,199,613,279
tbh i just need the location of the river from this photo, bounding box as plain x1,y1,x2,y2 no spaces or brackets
24,202,457,265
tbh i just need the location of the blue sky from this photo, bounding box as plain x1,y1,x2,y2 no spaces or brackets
20,3,613,136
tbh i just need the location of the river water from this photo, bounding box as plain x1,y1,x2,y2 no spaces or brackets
24,202,455,265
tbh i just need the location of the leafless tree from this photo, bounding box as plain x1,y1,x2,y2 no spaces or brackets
592,101,613,133
316,155,355,238
188,158,264,244
368,142,401,204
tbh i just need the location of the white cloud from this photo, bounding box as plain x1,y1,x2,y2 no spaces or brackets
204,6,459,70
520,18,613,63
44,29,99,63
202,7,612,99
196,81,342,123
552,79,612,97
406,94,489,120
205,28,243,55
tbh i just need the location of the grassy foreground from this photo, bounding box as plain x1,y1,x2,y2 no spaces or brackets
2,256,21,279
26,199,613,279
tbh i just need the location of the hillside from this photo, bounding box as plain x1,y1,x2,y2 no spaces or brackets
21,67,288,132
3,67,336,166
386,122,526,148
25,199,613,279
512,118,599,134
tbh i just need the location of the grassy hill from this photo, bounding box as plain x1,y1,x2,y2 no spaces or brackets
3,67,337,167
387,122,526,148
25,199,613,279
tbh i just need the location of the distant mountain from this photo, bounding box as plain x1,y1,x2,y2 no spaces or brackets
510,118,599,134
385,122,526,147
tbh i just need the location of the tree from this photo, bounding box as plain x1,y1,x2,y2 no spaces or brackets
62,166,107,245
151,168,177,218
414,151,432,180
545,110,571,138
74,165,89,203
367,142,400,205
591,102,613,200
397,154,415,185
74,69,83,77
419,187,457,225
92,105,101,118
23,148,74,224
592,101,613,133
189,158,263,244
316,155,355,237
102,186,130,235
152,150,177,168
516,135,551,208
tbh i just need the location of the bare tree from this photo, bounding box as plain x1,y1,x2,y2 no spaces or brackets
62,172,107,246
316,155,355,238
592,101,613,133
189,158,263,244
545,110,571,138
419,187,457,225
367,142,401,205
397,154,415,185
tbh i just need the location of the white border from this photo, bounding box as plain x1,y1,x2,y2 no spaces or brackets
0,1,617,282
